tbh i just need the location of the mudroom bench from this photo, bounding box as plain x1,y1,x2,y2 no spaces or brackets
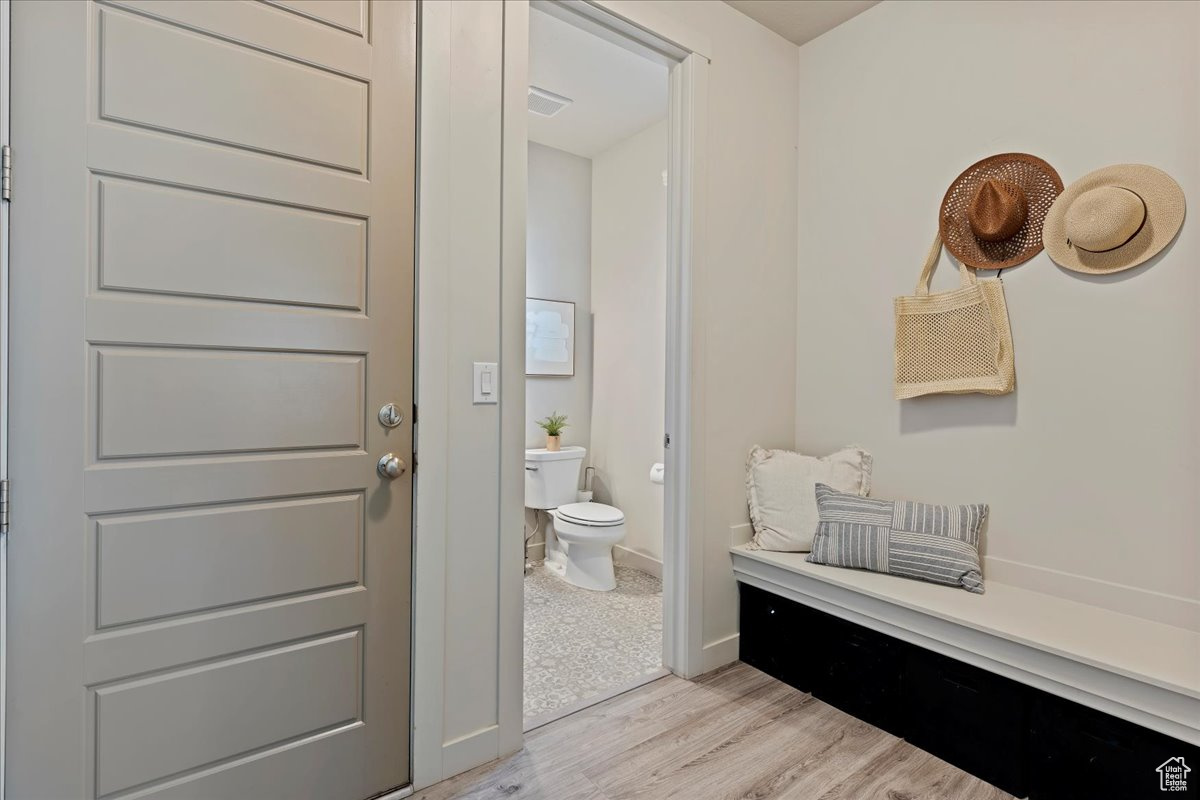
730,544,1200,799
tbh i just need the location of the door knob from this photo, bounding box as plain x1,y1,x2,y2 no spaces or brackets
377,453,407,479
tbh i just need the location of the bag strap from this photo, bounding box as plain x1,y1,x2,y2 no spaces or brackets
915,233,977,296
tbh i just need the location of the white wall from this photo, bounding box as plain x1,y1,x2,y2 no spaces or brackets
526,142,593,450
590,120,668,568
794,0,1199,630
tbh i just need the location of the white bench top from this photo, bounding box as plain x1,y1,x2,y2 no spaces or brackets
730,544,1200,744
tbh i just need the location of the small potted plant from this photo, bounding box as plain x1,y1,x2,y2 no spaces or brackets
537,412,568,452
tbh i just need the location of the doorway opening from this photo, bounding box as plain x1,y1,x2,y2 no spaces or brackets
521,3,671,730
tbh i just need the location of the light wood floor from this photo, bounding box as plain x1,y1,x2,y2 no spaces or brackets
415,662,1014,800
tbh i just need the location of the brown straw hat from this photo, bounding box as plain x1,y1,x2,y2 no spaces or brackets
939,153,1064,269
1042,164,1185,274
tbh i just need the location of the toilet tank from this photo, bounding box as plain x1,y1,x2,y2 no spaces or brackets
525,446,586,509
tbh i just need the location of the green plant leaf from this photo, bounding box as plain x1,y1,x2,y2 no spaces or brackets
536,411,569,437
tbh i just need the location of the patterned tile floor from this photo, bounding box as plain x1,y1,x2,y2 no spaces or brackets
524,562,663,723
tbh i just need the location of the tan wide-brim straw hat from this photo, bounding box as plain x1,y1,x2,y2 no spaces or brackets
1042,164,1186,274
939,153,1064,269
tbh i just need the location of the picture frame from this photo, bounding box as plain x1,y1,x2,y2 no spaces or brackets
525,297,575,377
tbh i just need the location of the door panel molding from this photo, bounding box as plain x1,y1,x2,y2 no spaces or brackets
97,6,370,174
93,492,365,628
93,629,363,797
95,175,368,311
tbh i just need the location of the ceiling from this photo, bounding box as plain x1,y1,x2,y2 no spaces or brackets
528,7,668,159
723,0,880,46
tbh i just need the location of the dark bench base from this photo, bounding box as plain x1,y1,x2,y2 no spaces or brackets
738,581,1199,800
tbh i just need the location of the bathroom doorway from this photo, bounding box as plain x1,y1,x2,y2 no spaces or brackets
522,3,672,730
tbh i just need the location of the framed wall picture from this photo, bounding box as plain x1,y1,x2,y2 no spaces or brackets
525,297,575,377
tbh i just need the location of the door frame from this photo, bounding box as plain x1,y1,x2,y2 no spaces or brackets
411,0,710,788
0,0,10,796
543,0,712,681
522,0,712,681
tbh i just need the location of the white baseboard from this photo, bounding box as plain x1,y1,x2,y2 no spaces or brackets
613,545,663,578
700,632,740,673
440,725,499,782
525,541,545,561
984,555,1200,632
729,522,753,548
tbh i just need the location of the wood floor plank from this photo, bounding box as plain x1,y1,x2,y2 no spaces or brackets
415,663,1013,800
434,667,779,799
739,709,898,799
813,739,1013,800
583,680,814,797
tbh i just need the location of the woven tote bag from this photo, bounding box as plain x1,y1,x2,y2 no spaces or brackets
894,234,1015,399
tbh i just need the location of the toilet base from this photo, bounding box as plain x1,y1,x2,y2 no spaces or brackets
561,541,616,591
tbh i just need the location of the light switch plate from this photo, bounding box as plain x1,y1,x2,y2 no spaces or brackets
473,362,498,404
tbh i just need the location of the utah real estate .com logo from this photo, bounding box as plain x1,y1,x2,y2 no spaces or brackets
1157,757,1190,792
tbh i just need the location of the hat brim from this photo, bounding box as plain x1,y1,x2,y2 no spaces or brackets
1043,165,1185,274
939,153,1064,269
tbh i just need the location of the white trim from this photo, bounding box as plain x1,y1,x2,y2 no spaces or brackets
497,0,529,764
700,633,740,675
662,51,708,680
731,549,1200,746
374,786,415,800
0,2,11,796
410,0,450,788
586,0,711,60
984,555,1200,633
440,725,500,780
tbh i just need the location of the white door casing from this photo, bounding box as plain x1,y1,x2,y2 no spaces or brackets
6,1,415,798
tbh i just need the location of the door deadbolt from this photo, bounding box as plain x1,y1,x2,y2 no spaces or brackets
378,403,403,428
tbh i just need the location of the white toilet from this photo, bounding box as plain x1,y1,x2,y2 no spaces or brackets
525,446,625,591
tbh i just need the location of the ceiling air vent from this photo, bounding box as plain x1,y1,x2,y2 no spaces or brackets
528,86,573,118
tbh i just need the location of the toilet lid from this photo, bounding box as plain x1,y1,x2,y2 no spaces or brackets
556,502,624,526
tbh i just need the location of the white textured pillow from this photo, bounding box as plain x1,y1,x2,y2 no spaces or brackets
745,445,872,552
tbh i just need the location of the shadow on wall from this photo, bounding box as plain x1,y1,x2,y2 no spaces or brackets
1057,237,1178,286
591,471,612,507
900,389,1018,434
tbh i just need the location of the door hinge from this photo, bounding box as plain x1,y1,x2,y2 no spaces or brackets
1,479,10,534
664,433,671,449
2,144,11,202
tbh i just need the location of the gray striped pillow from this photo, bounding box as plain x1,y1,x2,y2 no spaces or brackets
807,484,986,593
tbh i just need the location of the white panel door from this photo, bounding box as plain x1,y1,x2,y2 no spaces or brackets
6,1,415,797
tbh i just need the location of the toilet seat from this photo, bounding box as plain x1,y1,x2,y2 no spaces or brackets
555,502,624,527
